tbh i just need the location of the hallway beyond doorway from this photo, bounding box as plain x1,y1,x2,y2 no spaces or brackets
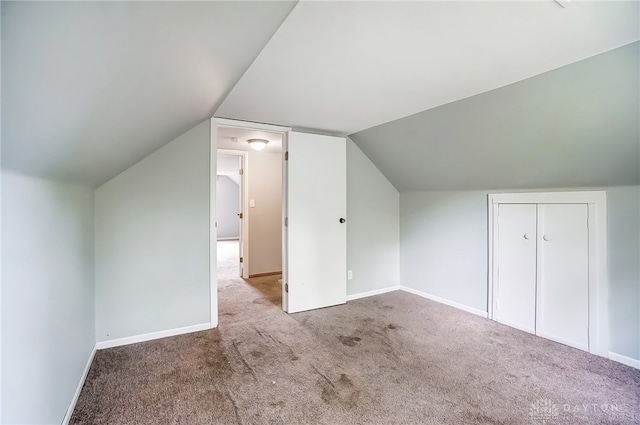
217,240,282,318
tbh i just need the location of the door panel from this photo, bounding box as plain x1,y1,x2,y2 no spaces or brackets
496,204,537,333
286,132,347,313
537,204,589,350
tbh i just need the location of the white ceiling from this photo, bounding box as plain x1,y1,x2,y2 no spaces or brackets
1,1,296,187
217,1,639,135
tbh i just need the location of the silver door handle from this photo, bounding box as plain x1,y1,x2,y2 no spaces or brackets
543,235,549,241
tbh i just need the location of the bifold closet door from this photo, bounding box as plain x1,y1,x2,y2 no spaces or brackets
536,204,589,351
495,204,537,333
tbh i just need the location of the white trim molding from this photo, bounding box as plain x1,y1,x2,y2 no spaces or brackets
399,286,489,318
213,117,291,133
62,345,97,425
95,323,212,350
347,286,401,301
487,190,609,358
609,352,640,370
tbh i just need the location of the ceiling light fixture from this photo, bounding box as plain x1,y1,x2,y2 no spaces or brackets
247,138,269,151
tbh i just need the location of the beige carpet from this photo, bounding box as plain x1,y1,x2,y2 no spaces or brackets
71,241,640,424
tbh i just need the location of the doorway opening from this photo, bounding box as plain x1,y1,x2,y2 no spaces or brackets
215,126,285,319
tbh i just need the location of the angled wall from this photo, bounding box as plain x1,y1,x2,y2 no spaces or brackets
95,120,210,343
351,42,640,192
346,138,400,295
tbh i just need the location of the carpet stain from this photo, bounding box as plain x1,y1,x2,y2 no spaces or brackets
225,391,242,425
230,340,257,381
269,401,286,409
311,365,335,388
339,373,353,387
339,335,362,347
250,350,264,358
320,385,337,404
387,324,399,330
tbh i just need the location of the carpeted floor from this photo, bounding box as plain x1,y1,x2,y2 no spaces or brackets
70,241,640,424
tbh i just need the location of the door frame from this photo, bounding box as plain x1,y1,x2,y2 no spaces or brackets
487,191,608,357
209,118,291,327
216,149,249,278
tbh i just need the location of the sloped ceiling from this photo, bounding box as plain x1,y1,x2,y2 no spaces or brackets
2,1,638,190
350,43,640,191
217,1,639,135
1,1,296,187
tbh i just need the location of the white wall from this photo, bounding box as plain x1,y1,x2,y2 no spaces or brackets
1,171,95,425
400,191,487,310
95,120,210,342
606,186,640,360
247,151,282,275
346,138,400,295
400,186,640,360
216,175,240,240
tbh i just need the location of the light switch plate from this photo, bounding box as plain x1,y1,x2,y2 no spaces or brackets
250,199,256,208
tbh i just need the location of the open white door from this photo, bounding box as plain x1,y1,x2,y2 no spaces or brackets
285,132,347,313
237,155,245,278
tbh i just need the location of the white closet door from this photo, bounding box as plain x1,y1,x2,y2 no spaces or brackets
537,204,589,351
496,204,537,333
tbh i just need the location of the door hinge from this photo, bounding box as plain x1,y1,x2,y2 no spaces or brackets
240,257,243,263
285,283,289,293
284,217,288,226
239,168,244,175
285,151,289,161
238,212,243,219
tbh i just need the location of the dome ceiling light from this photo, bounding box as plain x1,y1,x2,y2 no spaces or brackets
247,138,269,151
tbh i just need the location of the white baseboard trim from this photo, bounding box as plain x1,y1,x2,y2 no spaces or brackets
217,237,239,241
609,352,640,370
399,286,488,318
95,323,212,350
62,344,97,425
347,285,401,301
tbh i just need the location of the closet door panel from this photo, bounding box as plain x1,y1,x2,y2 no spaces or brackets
537,204,589,350
496,204,537,333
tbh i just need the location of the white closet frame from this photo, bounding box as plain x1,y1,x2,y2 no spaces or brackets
487,191,608,357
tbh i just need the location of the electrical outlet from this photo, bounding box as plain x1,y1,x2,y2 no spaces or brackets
347,270,353,280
